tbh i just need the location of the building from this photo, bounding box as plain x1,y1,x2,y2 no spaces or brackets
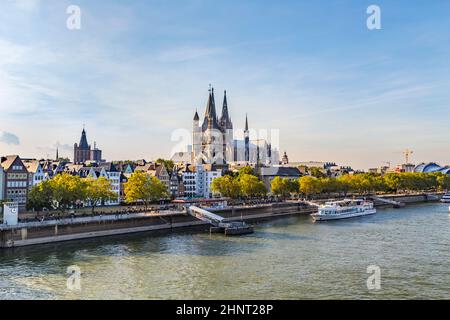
73,128,103,164
134,162,170,192
281,151,289,165
0,166,4,202
119,172,128,203
74,165,120,206
98,162,121,205
414,162,450,174
182,166,197,198
22,159,46,188
169,166,185,198
196,164,222,198
0,155,30,209
180,164,223,199
190,87,278,166
260,166,302,191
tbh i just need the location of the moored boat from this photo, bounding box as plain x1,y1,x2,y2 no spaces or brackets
440,193,450,203
311,199,376,222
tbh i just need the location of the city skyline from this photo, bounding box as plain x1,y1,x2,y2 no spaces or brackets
1,0,450,170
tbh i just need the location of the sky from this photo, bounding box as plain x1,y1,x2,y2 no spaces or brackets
0,0,449,170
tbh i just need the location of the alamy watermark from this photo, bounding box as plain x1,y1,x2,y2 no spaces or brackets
66,5,81,30
66,265,82,291
367,5,381,30
366,265,381,290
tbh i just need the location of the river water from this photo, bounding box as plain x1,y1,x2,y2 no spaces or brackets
0,203,448,300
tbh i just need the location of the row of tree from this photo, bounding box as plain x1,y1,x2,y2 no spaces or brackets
27,171,169,214
27,173,117,214
211,167,267,198
271,172,450,199
27,169,450,214
213,170,450,200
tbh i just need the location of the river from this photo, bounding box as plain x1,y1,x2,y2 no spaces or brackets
0,203,448,299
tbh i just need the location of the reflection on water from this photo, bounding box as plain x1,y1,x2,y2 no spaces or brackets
0,203,449,299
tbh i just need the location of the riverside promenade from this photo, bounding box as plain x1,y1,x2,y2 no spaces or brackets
0,201,315,248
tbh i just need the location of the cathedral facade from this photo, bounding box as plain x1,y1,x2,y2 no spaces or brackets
191,88,276,166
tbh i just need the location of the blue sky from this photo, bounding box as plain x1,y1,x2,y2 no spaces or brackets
0,0,449,169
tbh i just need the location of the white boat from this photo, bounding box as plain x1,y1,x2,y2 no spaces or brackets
440,193,450,203
311,199,376,222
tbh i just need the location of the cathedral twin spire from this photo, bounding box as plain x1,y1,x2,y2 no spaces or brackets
199,86,232,132
194,86,251,133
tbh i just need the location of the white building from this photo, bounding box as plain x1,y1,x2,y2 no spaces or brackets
181,164,222,199
98,163,121,206
23,159,46,188
182,169,197,198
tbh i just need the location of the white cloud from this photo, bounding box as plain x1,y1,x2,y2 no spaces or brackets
0,131,20,145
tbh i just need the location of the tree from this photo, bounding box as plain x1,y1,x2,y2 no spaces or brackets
238,166,257,177
51,173,87,215
299,176,322,199
27,180,54,212
309,167,327,178
85,177,116,213
211,175,241,199
437,173,450,191
384,173,401,193
271,177,297,199
320,178,340,197
239,174,267,198
124,171,169,209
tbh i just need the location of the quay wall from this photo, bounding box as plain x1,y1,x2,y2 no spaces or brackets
373,193,443,206
0,202,314,248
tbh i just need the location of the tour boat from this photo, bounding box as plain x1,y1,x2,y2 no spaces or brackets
311,199,376,222
440,193,450,203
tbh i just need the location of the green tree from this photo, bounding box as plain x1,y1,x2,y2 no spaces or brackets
309,167,327,178
239,174,267,198
437,173,450,191
124,171,168,208
27,180,54,212
238,166,257,177
211,175,241,199
299,176,322,199
85,177,117,213
51,173,88,215
384,173,401,193
271,177,297,199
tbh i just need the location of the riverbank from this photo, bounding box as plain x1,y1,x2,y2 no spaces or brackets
0,192,443,248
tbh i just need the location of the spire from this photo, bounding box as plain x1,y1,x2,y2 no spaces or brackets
79,127,89,149
245,113,249,131
202,86,220,130
220,89,232,129
193,109,199,121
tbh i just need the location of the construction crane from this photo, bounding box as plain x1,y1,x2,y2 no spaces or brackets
403,149,414,164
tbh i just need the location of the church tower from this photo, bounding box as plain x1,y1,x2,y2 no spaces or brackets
74,128,91,164
201,87,224,165
219,90,233,163
244,114,250,162
192,109,202,164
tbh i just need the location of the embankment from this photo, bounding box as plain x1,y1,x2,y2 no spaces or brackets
0,202,314,248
